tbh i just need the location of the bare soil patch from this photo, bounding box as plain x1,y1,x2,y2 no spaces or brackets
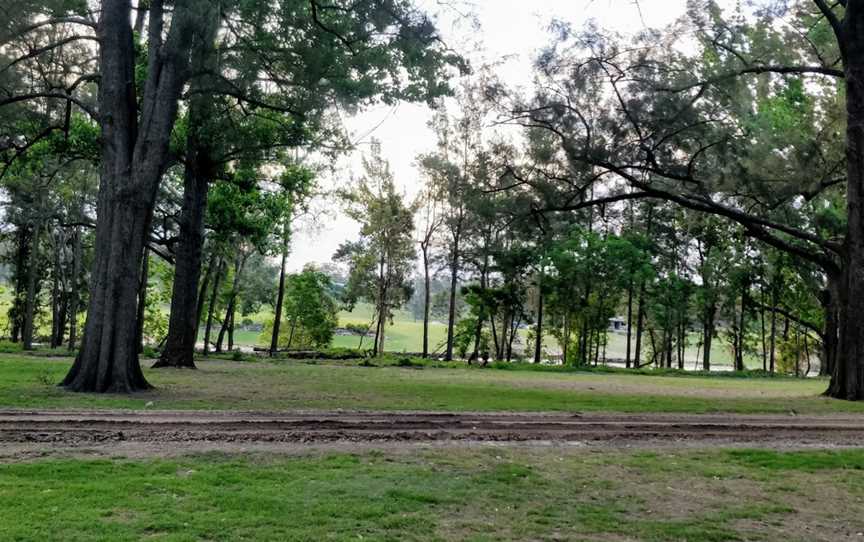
2,409,864,459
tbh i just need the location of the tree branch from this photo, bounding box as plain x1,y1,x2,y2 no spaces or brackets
658,65,844,94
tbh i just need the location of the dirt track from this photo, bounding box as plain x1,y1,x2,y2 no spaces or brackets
2,410,864,456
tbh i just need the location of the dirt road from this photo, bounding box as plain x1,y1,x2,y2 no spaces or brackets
2,409,864,457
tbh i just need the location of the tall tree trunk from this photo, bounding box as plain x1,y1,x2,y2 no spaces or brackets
377,304,387,355
196,253,217,334
770,305,778,374
821,272,840,377
828,3,864,399
702,305,715,371
216,252,246,353
634,285,646,367
534,275,544,364
625,281,634,368
22,222,41,351
471,252,490,361
50,231,63,349
62,0,201,393
489,310,500,360
135,247,150,353
373,253,386,357
67,224,82,351
422,243,431,358
269,226,290,355
154,1,219,369
154,155,209,367
444,233,460,361
203,258,225,356
227,308,235,352
10,225,30,343
736,292,746,371
286,317,298,349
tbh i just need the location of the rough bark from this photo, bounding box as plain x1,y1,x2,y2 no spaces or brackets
135,247,149,353
62,0,202,393
154,2,219,369
227,308,235,352
821,272,840,377
829,2,864,399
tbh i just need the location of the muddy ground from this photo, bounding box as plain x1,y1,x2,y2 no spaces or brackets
2,409,864,459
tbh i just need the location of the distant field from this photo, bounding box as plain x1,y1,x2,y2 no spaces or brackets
333,303,449,353
214,302,450,353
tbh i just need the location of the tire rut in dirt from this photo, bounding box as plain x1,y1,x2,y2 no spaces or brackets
2,410,864,446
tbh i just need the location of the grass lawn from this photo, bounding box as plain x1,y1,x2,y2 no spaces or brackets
205,302,449,353
1,353,860,414
3,446,864,541
333,303,449,353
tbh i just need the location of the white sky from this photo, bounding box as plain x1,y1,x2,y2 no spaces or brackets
287,0,693,272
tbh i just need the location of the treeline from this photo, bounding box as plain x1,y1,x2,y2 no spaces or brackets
335,133,824,375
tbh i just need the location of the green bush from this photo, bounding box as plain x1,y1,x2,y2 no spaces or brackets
0,340,23,354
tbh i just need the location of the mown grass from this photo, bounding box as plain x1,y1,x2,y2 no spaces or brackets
2,447,864,541
0,353,859,414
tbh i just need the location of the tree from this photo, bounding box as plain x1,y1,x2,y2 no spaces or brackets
269,164,315,356
156,0,464,368
272,268,339,350
501,0,864,398
416,187,443,358
58,0,208,392
419,84,489,360
335,143,416,356
546,227,639,365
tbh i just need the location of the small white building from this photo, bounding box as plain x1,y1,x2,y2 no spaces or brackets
608,316,628,333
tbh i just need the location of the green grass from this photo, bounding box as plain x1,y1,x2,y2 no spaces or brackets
333,303,448,353
212,302,448,352
3,447,864,541
0,353,860,414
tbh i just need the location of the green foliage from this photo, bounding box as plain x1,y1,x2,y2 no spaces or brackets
270,268,339,350
335,143,417,353
141,256,173,346
207,168,288,251
546,227,648,365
